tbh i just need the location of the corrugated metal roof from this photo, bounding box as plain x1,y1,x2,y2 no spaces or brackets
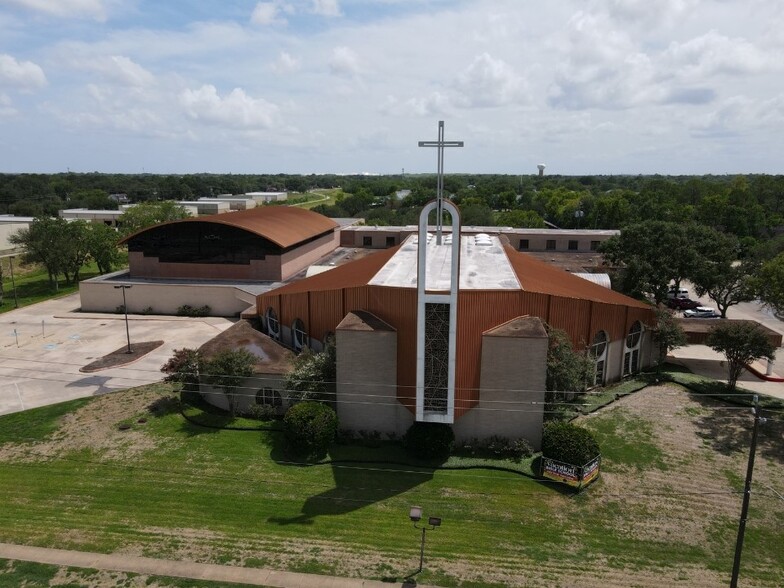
120,206,338,249
264,245,401,295
502,244,651,309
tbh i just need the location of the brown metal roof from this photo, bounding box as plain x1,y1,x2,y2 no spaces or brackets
502,243,652,309
264,245,401,295
120,206,338,249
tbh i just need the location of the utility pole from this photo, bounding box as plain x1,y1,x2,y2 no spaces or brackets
730,395,763,588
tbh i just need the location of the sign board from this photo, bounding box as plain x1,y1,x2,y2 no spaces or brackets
542,455,601,489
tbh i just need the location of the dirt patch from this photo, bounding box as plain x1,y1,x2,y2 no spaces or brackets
0,387,174,463
80,341,165,372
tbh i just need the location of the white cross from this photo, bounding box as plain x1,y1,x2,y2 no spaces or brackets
418,120,463,245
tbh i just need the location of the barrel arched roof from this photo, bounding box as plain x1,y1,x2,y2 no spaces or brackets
120,206,338,249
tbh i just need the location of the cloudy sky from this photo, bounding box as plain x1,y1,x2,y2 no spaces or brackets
1,0,782,175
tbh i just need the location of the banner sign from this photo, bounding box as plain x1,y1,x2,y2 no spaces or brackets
542,455,601,489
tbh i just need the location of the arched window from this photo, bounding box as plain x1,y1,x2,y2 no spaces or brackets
590,331,608,387
265,307,280,340
292,318,307,352
623,321,643,376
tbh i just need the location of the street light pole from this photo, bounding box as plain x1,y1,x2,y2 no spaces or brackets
730,395,764,588
408,506,441,577
114,284,133,353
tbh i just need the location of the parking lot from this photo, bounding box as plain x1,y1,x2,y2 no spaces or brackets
0,293,234,415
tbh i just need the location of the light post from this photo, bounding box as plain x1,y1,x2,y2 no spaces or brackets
113,284,133,353
408,506,441,577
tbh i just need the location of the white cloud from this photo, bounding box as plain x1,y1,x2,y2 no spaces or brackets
0,53,47,90
453,53,528,108
2,0,107,20
180,85,280,129
70,55,154,87
251,2,285,26
663,31,776,78
329,46,360,76
311,0,341,17
380,92,454,117
271,51,301,73
690,94,784,137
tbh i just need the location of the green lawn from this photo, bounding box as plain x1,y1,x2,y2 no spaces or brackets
0,261,114,314
0,383,782,587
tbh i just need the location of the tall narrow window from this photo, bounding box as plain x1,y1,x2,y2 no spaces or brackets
265,307,280,340
423,303,450,413
623,321,642,376
546,239,556,250
590,331,608,387
292,318,307,352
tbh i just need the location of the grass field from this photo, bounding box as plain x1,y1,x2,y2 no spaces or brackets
0,382,782,587
0,261,107,314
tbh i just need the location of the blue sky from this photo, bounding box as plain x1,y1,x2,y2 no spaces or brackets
1,0,783,175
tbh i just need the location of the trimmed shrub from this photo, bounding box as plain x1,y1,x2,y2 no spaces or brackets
403,422,454,460
283,401,338,457
244,403,278,421
542,421,600,466
176,304,211,317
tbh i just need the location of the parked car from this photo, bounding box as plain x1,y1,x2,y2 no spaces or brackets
667,287,690,300
684,306,719,318
666,298,701,310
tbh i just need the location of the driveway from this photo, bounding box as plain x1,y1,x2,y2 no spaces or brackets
0,293,234,416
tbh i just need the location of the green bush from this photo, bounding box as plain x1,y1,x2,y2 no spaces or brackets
176,304,211,317
244,403,278,421
283,401,338,457
542,421,600,466
403,422,454,460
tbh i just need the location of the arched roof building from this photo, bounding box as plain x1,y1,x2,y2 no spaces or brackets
121,207,339,282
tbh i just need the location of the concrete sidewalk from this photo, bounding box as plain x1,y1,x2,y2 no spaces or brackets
0,542,434,588
669,345,784,400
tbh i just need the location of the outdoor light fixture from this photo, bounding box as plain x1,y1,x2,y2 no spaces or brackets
407,506,441,577
113,284,133,353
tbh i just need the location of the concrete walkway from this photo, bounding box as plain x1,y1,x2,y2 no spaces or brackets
0,543,433,588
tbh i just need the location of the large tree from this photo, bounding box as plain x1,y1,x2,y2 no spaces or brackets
705,322,776,391
755,253,784,316
118,201,190,237
86,222,124,274
9,216,71,290
161,348,203,393
599,220,693,303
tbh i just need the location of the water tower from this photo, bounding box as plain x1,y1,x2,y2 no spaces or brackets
537,163,546,177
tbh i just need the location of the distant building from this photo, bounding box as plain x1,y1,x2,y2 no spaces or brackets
121,206,339,282
244,192,288,204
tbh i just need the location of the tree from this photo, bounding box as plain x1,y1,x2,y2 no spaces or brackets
653,305,687,369
687,225,755,318
118,201,190,237
161,348,203,393
62,220,92,284
546,327,592,395
705,322,776,391
599,220,693,303
203,349,255,417
9,216,71,290
86,223,124,274
284,343,336,403
755,253,784,315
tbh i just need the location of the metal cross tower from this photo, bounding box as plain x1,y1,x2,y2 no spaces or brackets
418,120,463,244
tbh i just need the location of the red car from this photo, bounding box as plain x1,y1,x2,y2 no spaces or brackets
666,298,701,310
